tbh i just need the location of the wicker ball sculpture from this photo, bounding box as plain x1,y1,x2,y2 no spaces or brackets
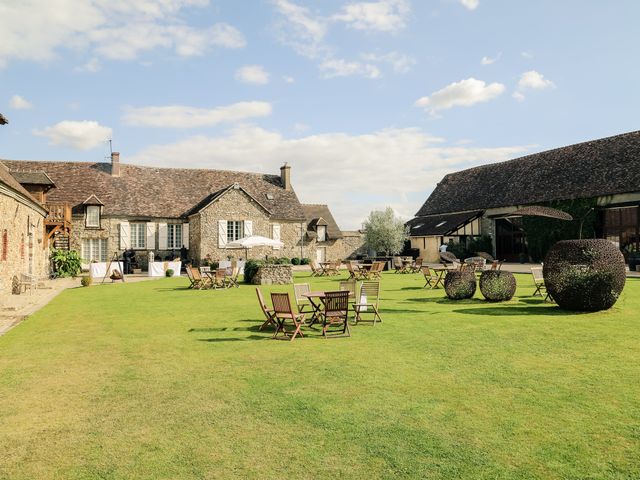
479,271,517,302
543,239,626,311
444,271,477,300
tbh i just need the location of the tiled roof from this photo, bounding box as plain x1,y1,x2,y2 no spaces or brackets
302,204,343,239
0,162,45,212
1,160,306,220
407,211,482,236
9,171,55,187
416,130,640,216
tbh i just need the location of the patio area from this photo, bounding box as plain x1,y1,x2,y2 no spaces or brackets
0,271,638,478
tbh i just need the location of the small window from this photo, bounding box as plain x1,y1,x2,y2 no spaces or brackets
227,221,244,242
435,221,447,228
412,223,424,230
2,229,8,261
82,238,108,262
317,225,327,242
167,224,183,250
85,206,100,227
130,223,146,249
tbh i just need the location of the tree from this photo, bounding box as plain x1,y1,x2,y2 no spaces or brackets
362,207,409,256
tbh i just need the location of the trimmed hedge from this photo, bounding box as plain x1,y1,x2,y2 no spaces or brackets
444,271,477,300
543,239,626,311
479,271,516,302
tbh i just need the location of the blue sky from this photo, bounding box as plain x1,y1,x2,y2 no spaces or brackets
1,0,639,229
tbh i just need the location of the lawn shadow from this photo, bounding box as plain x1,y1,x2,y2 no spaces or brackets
197,335,268,343
189,322,263,333
452,305,584,317
406,297,486,305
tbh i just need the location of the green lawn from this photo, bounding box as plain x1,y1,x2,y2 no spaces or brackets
0,272,639,479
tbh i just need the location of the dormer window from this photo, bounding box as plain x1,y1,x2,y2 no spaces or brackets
86,205,101,228
317,225,327,242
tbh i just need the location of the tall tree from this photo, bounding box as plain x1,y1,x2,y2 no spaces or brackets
363,207,409,255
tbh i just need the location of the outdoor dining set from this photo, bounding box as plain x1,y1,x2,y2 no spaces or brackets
256,279,382,341
185,265,241,290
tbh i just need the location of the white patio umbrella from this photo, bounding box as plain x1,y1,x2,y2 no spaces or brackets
226,235,284,259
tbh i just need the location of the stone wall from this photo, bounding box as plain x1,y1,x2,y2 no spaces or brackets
194,188,305,264
251,264,293,285
304,231,366,262
70,215,188,270
0,189,48,294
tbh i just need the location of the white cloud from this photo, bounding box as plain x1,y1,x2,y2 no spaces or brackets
319,58,381,79
0,1,245,67
332,0,410,32
459,0,479,10
235,65,270,85
363,51,416,73
272,0,328,59
127,125,529,228
121,101,272,128
283,75,295,83
521,51,534,59
33,120,112,150
415,78,505,115
292,122,310,133
75,57,101,73
513,70,555,101
9,95,33,110
481,52,501,65
272,0,409,79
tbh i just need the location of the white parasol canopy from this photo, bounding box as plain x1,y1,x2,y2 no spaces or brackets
226,235,284,249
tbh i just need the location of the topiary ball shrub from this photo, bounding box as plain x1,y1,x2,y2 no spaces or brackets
165,269,174,277
444,271,477,300
479,271,516,302
543,239,626,311
80,276,92,287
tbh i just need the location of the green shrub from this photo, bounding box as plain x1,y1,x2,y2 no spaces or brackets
244,260,262,283
291,257,301,265
277,257,291,265
80,276,92,287
444,271,477,300
544,239,626,311
300,258,311,265
165,269,174,277
479,271,516,302
51,249,82,278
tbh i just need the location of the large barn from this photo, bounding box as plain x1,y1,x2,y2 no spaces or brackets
408,130,640,263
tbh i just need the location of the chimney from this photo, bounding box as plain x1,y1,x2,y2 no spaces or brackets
111,151,120,177
280,162,291,191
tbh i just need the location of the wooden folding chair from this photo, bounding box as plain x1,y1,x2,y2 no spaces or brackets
189,266,210,289
293,283,316,316
271,293,305,341
186,266,199,289
393,256,404,273
369,261,384,280
310,260,324,277
352,281,382,325
256,288,277,330
227,266,240,288
421,266,438,289
213,268,228,289
346,261,358,279
410,257,424,273
321,291,351,337
531,267,548,299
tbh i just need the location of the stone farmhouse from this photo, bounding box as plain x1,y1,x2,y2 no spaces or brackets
0,153,364,287
0,162,49,293
302,204,366,263
408,130,640,263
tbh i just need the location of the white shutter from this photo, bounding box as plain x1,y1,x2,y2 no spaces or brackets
158,223,168,250
119,222,130,249
272,224,281,250
146,223,156,250
244,220,253,237
182,223,189,249
218,220,228,248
